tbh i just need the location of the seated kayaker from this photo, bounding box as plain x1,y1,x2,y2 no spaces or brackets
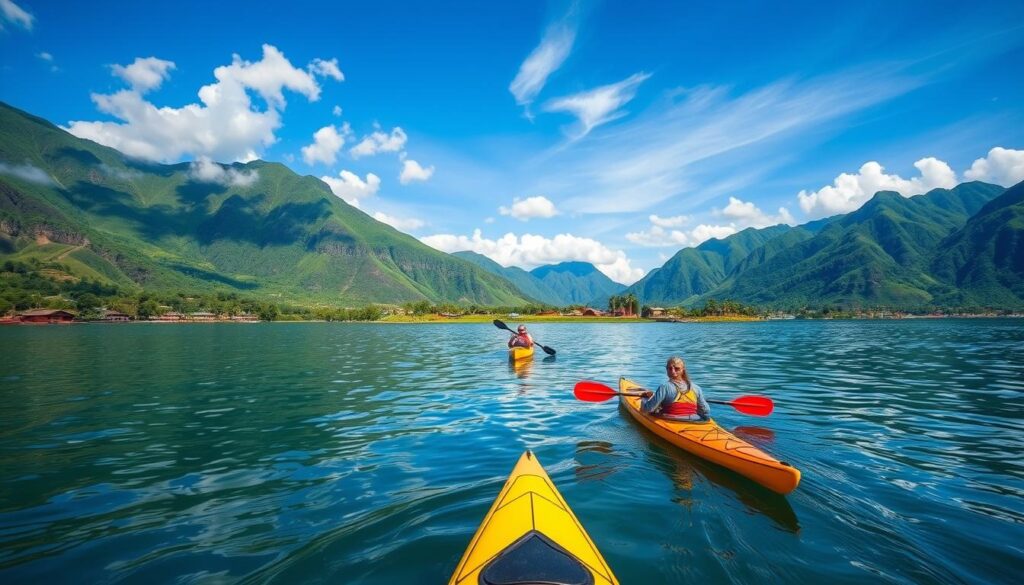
640,356,711,421
508,324,535,349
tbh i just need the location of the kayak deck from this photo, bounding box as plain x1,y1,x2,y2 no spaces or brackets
449,450,618,585
619,377,800,495
508,345,535,361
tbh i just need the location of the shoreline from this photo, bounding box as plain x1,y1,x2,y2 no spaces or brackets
4,314,1021,326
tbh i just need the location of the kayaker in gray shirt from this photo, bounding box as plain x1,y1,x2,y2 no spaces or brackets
639,356,712,421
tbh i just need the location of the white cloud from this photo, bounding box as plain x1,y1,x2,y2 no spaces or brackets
349,126,407,158
64,44,342,163
301,125,345,166
509,22,575,107
37,51,52,61
399,158,434,184
111,57,176,93
797,157,958,219
964,147,1024,187
629,205,793,248
720,196,794,228
373,212,425,231
332,105,343,116
543,72,651,138
0,161,54,185
308,58,344,81
690,223,739,244
650,214,688,228
627,223,737,248
0,0,33,31
320,170,380,207
420,229,645,284
498,195,558,220
625,225,691,247
187,156,259,187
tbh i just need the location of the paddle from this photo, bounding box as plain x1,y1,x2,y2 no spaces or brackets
493,319,556,355
572,380,774,417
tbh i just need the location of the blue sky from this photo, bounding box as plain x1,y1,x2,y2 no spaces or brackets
2,0,1023,283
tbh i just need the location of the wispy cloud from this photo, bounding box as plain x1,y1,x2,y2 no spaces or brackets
0,161,54,185
543,72,650,139
350,126,407,158
553,67,925,214
0,0,34,31
373,211,424,232
509,19,577,111
188,157,259,187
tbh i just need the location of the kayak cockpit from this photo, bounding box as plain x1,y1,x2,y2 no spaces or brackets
481,530,593,585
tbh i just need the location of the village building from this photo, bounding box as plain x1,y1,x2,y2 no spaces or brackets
646,307,667,318
188,311,218,321
229,313,259,322
151,311,184,322
17,309,76,323
101,310,131,322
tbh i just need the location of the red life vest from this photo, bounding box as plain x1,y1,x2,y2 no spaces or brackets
510,333,532,347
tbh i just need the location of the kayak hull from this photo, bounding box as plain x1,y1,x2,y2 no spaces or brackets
449,450,618,585
619,377,801,495
508,346,535,361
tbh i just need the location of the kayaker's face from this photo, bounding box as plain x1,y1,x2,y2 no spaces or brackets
667,363,685,381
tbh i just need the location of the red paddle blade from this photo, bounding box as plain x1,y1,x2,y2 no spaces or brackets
727,395,774,416
573,381,618,402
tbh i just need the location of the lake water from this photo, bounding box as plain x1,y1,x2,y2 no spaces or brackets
1,320,1021,584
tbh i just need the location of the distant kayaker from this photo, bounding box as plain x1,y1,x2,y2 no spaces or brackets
640,356,711,421
508,324,535,349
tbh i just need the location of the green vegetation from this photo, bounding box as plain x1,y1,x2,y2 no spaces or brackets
3,100,1022,314
624,182,1024,311
0,101,531,307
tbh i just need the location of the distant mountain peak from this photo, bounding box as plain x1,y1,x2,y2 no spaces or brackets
530,261,601,279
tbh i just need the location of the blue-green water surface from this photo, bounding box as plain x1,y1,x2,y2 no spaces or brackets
1,320,1022,584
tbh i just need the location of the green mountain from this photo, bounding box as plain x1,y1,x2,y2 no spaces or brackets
0,102,530,305
930,181,1024,307
624,224,794,305
705,182,1009,308
451,251,565,305
530,262,624,306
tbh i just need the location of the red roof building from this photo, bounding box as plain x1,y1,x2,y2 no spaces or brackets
17,309,76,323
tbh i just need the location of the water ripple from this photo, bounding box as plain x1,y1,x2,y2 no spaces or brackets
1,320,1022,583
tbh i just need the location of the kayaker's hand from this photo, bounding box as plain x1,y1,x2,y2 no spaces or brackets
641,390,653,398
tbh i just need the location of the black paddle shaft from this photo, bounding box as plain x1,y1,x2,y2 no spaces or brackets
493,319,556,356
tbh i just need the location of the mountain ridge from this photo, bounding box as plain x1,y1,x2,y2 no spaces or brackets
0,101,532,306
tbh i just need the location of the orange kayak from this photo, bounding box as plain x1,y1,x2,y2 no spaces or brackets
619,377,801,495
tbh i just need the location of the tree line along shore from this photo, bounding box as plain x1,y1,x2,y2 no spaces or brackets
3,259,1020,325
